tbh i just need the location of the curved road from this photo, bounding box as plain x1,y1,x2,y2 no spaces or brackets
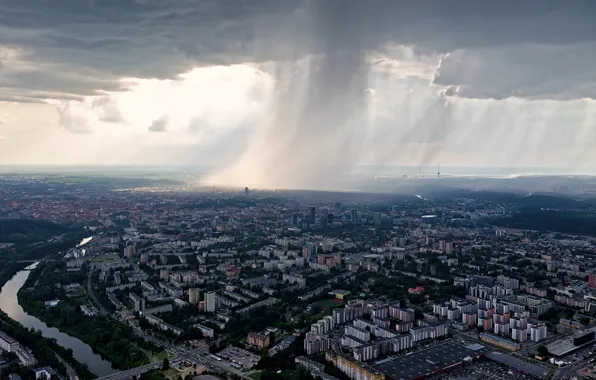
52,350,79,380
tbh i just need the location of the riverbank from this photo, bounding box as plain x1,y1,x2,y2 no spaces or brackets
0,263,95,379
0,307,96,380
0,265,115,377
18,261,154,370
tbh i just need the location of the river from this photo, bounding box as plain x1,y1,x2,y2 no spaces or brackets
0,264,116,376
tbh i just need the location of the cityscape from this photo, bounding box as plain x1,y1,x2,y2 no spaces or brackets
3,1,596,380
1,173,596,380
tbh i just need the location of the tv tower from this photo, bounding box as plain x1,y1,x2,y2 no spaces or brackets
437,164,440,181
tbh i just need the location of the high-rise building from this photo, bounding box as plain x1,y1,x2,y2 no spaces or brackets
130,293,145,312
140,253,148,263
321,208,329,228
124,243,136,258
244,187,249,196
205,291,216,313
309,207,316,224
589,274,596,289
351,210,358,224
292,213,299,227
530,324,547,342
373,213,381,225
160,269,169,281
189,288,200,304
445,241,453,254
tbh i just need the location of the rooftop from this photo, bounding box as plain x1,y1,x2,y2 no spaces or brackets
373,342,490,380
485,351,549,379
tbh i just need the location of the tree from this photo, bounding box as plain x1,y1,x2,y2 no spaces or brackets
476,326,484,334
537,345,549,357
414,308,424,320
162,358,170,371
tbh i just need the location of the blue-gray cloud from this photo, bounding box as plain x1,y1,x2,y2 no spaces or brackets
1,0,596,102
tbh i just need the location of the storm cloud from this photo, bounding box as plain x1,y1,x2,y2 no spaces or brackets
1,0,596,185
1,0,596,102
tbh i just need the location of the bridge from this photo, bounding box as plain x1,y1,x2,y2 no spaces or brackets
95,362,162,380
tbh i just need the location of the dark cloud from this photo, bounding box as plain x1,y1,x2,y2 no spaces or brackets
434,44,596,100
1,0,596,102
148,116,167,132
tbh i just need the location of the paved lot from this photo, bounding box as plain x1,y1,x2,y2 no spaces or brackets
486,351,549,379
373,342,490,379
217,346,260,370
430,360,544,380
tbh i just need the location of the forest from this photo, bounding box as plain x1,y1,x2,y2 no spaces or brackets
492,210,596,237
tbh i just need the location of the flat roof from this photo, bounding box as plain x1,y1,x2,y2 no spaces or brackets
546,327,596,356
485,351,549,379
466,344,485,351
373,342,490,380
0,330,18,345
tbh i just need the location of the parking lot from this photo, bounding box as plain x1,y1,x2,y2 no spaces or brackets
216,346,260,370
430,359,543,380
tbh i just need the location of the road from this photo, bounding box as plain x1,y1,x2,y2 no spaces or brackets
95,362,162,380
87,269,109,315
87,269,251,379
133,329,250,379
52,350,79,380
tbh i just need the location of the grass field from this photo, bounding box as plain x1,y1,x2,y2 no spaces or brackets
249,371,262,380
152,350,173,362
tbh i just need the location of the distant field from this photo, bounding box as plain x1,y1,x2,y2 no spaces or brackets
313,298,343,311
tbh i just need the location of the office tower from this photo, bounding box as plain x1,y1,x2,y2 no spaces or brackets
351,210,358,224
205,291,216,312
309,207,316,224
244,187,249,196
292,213,299,227
321,208,329,228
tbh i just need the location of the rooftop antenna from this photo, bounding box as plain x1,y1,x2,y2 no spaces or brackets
437,164,440,181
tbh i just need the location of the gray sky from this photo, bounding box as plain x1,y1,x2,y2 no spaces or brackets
1,0,596,187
